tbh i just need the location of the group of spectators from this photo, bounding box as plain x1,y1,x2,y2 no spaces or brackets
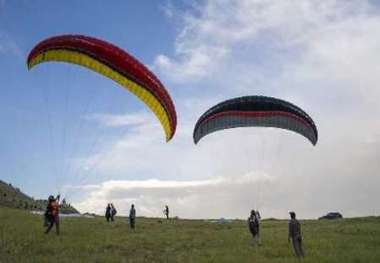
105,203,117,222
104,203,166,230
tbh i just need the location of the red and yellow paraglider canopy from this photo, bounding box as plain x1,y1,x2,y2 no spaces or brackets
27,35,177,141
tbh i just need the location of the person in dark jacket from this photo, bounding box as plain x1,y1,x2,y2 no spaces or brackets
248,209,261,245
129,204,136,230
163,205,169,220
288,211,304,257
105,204,111,222
45,194,60,235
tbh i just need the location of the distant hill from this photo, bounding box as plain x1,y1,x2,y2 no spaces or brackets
0,179,79,214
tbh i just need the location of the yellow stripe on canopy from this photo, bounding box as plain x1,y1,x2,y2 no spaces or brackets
29,49,172,141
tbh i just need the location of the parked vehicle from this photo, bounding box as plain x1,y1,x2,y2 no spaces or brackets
318,212,343,220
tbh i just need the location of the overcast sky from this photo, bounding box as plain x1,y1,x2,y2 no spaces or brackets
1,0,380,219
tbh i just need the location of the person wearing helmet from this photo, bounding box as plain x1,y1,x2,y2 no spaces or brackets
45,194,60,235
43,195,56,226
288,211,304,257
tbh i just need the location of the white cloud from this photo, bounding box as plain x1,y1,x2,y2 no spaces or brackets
154,0,373,83
154,46,228,83
68,172,275,219
85,112,151,128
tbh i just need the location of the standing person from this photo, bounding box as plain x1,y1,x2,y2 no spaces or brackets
45,194,60,235
129,204,136,230
248,209,261,246
163,205,169,220
105,204,111,222
256,210,261,221
255,210,261,243
110,203,117,221
288,211,304,257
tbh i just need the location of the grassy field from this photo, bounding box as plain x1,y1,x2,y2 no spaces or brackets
0,207,379,263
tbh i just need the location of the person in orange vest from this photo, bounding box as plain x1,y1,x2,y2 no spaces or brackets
45,194,60,235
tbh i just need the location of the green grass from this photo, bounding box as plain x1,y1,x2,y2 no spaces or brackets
0,207,379,262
